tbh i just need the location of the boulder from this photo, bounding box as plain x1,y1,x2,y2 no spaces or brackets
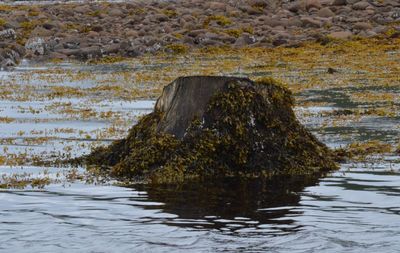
301,17,322,28
25,37,47,55
84,76,338,184
0,29,16,40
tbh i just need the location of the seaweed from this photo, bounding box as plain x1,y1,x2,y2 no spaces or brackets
83,77,338,184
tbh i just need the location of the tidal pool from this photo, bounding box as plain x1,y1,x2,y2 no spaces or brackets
0,60,399,252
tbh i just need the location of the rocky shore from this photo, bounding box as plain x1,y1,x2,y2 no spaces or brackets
1,0,399,69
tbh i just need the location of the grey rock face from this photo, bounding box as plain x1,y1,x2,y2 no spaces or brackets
25,37,47,55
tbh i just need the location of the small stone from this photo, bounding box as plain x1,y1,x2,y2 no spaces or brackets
327,67,338,74
331,0,347,5
353,22,373,30
301,17,322,28
317,7,335,17
352,1,370,10
328,30,353,39
306,0,322,10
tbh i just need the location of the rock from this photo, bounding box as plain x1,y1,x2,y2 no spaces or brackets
25,37,47,55
328,30,353,39
263,17,284,27
331,0,347,5
234,33,257,47
208,2,227,11
78,46,102,59
74,4,92,14
327,67,338,74
288,2,305,13
103,43,121,54
108,8,124,17
48,52,68,61
56,48,80,57
153,14,169,22
301,17,322,28
305,0,322,10
1,58,16,69
84,76,338,184
353,22,373,30
287,17,303,27
352,1,370,10
272,38,288,46
317,7,335,17
0,29,16,40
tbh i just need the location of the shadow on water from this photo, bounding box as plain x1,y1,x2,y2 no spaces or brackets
132,175,323,232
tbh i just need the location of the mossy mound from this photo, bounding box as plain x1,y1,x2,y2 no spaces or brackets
85,76,338,184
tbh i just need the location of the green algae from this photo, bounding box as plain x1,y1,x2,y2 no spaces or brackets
84,77,338,184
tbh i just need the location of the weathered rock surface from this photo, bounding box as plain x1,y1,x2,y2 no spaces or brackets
84,76,338,184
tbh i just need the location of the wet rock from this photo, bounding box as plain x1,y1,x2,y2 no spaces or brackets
25,37,47,56
84,76,338,184
0,29,16,40
331,0,347,5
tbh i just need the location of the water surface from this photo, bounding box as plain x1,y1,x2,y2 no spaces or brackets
0,62,399,252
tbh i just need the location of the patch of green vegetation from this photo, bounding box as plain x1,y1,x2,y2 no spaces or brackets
344,140,394,159
225,29,242,38
89,55,126,64
0,176,50,189
83,78,338,184
165,43,189,54
28,9,39,16
0,18,6,27
19,20,43,42
204,15,232,27
162,9,177,18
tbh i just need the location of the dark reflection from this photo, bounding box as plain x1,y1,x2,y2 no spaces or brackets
133,175,322,231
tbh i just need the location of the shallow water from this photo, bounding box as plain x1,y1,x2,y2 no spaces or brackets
0,63,399,252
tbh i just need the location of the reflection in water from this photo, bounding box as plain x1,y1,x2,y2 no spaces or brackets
135,175,321,232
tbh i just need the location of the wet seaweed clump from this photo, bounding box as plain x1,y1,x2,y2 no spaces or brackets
84,76,338,184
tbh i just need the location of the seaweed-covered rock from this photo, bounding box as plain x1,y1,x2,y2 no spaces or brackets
85,76,338,183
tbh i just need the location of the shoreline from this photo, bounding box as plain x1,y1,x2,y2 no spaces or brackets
1,0,399,69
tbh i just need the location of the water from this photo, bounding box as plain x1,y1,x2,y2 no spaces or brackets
0,62,399,252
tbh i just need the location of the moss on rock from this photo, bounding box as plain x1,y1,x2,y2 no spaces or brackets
84,76,338,184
